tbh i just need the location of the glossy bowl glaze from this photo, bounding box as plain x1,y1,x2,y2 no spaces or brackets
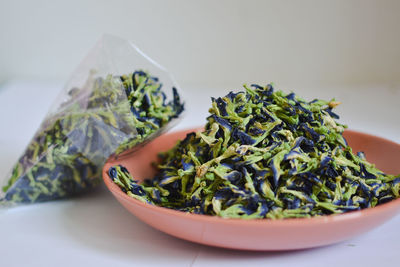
102,128,400,251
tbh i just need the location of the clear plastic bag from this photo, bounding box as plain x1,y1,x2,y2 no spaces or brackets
0,35,184,205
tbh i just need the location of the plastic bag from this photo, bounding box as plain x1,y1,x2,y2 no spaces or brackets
0,35,184,205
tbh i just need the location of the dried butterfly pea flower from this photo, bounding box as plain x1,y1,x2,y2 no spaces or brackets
2,71,183,204
110,84,399,219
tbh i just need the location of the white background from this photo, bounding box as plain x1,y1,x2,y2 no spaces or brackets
1,0,400,89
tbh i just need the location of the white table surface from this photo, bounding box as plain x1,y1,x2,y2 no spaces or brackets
0,81,399,267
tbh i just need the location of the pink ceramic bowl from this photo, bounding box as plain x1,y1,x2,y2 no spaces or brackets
102,128,400,251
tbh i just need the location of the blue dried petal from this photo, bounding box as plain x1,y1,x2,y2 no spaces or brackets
285,105,297,116
285,92,296,101
302,172,322,185
370,182,384,196
142,93,151,109
346,199,354,206
235,104,245,113
244,118,255,132
196,201,206,214
212,114,232,131
324,165,339,178
180,132,196,147
300,138,315,153
353,196,368,207
333,200,343,206
320,156,332,168
283,150,301,161
136,127,145,135
241,196,259,215
251,168,268,179
259,108,276,122
221,162,235,170
170,180,180,190
185,196,201,207
225,198,237,207
359,163,376,179
214,187,233,200
296,103,312,115
11,190,30,202
287,180,313,195
133,70,147,77
272,123,284,132
248,127,265,136
359,182,371,197
304,194,316,204
67,144,79,154
152,188,161,203
213,128,224,140
378,195,394,204
293,137,306,149
172,87,184,115
298,114,314,124
213,97,228,116
181,159,194,171
255,179,266,194
50,165,64,180
240,205,255,215
334,199,355,208
15,176,31,189
130,107,141,118
325,180,336,191
287,123,298,134
232,128,256,145
225,171,243,184
259,200,269,216
260,84,274,97
226,91,240,101
229,156,243,163
285,197,301,209
347,180,358,188
195,146,211,160
231,187,251,197
324,108,340,119
269,159,280,187
161,91,167,105
130,183,146,196
245,94,252,102
299,123,322,142
286,189,316,204
342,136,348,146
124,83,132,95
191,195,201,204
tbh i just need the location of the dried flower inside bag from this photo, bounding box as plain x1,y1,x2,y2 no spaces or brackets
0,36,184,204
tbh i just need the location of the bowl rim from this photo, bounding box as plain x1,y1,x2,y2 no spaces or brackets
102,128,400,227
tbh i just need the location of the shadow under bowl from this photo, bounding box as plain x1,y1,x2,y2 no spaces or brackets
102,128,400,251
